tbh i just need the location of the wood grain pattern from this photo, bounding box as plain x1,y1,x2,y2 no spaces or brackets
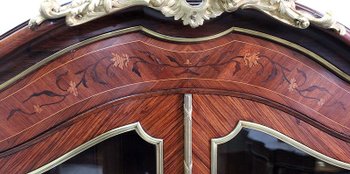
1,92,350,173
0,95,184,173
0,32,349,152
0,20,64,58
192,94,350,174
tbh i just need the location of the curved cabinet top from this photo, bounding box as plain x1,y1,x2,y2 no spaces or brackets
0,29,349,151
1,4,350,86
0,3,350,166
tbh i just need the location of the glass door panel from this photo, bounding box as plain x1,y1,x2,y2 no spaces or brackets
45,131,156,174
217,128,350,174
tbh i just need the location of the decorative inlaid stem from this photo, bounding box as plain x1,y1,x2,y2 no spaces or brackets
184,94,192,174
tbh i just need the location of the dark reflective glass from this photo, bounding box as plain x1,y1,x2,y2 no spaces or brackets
45,131,156,174
218,128,350,174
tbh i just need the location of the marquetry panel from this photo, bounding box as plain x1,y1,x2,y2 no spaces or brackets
192,94,350,174
0,95,183,173
0,31,349,153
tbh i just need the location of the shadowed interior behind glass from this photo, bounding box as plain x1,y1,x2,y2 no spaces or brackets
217,128,350,174
45,131,156,174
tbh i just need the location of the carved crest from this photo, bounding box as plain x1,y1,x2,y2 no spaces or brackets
29,0,345,35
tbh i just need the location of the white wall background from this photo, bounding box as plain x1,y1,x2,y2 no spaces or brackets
0,0,349,35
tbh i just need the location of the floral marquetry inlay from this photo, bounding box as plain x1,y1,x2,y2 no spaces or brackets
111,53,130,70
33,105,43,114
67,81,79,97
29,0,346,35
288,78,298,92
5,48,339,120
243,52,260,68
2,37,349,154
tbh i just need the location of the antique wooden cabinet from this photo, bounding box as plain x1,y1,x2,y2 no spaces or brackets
1,0,350,173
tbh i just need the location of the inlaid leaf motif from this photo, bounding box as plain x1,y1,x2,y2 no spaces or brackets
264,64,278,82
7,109,35,120
232,61,241,76
132,64,142,77
75,68,89,88
298,85,330,94
166,55,181,65
92,60,108,85
23,90,67,103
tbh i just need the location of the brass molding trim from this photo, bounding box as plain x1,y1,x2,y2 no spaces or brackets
184,94,193,174
28,122,164,174
1,26,349,93
211,121,350,174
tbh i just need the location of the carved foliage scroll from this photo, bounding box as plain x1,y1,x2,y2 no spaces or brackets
30,0,345,35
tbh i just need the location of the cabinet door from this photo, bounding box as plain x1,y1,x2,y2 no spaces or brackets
191,94,350,174
0,95,185,174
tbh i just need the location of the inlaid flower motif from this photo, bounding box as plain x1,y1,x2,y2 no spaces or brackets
243,52,260,68
67,81,79,96
288,78,298,92
111,53,129,69
33,104,43,114
317,98,325,106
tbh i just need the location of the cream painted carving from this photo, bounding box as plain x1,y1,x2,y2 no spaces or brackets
29,0,346,35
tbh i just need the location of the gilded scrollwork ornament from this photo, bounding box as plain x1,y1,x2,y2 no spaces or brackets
29,0,346,35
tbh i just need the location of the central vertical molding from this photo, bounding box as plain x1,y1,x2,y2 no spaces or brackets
184,94,193,174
